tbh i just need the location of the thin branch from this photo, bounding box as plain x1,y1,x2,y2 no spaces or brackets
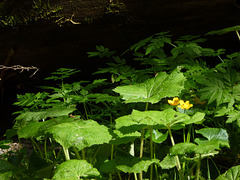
0,65,39,79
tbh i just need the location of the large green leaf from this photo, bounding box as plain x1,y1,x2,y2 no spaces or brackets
115,109,189,133
113,67,186,103
216,165,240,180
110,130,141,145
47,120,112,150
170,142,218,156
15,106,76,128
52,160,100,180
17,116,78,139
100,156,159,174
170,142,197,156
195,128,230,149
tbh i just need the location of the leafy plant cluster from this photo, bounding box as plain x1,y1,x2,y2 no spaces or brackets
0,0,62,28
1,26,240,179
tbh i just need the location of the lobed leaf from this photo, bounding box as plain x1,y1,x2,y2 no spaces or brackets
47,120,112,150
53,160,100,180
114,67,186,104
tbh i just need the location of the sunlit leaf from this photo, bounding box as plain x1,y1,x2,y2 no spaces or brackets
110,130,141,145
53,160,100,180
170,142,197,155
115,109,189,133
160,154,176,169
47,120,112,150
114,67,185,104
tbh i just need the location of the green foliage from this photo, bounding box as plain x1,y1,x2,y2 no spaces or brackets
216,165,240,180
53,159,100,179
114,67,186,103
2,27,240,179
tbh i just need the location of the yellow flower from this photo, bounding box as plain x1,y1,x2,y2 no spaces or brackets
178,100,193,110
168,97,180,106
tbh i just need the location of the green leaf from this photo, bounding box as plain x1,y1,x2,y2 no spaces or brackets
116,157,159,173
206,25,240,35
183,112,205,125
115,109,189,133
17,121,47,138
170,142,197,155
130,36,153,52
195,128,230,149
110,130,141,145
216,165,240,180
53,160,100,180
145,129,168,144
160,154,176,169
17,116,77,139
198,77,230,106
15,106,76,128
0,159,17,180
47,120,112,150
114,67,186,104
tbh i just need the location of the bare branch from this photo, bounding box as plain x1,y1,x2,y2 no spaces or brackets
0,65,39,79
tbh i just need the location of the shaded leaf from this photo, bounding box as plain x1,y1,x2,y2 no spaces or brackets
216,165,240,180
195,128,229,149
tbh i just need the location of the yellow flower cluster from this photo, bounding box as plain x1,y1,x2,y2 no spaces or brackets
168,97,193,110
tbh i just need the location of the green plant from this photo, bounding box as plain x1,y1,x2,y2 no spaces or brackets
1,26,240,179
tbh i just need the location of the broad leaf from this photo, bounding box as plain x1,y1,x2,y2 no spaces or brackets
101,156,159,174
15,106,76,128
160,154,176,169
116,157,159,173
195,128,230,149
170,142,197,155
114,67,185,104
216,165,240,180
47,120,112,150
53,160,100,180
115,109,189,133
110,130,141,145
17,116,77,139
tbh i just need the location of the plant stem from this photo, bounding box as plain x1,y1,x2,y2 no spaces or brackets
139,129,145,180
195,154,201,180
82,148,86,160
30,137,43,158
167,126,184,180
236,30,240,41
154,143,159,180
44,138,48,161
187,124,192,143
73,147,81,159
83,102,89,119
63,147,70,160
149,128,153,180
